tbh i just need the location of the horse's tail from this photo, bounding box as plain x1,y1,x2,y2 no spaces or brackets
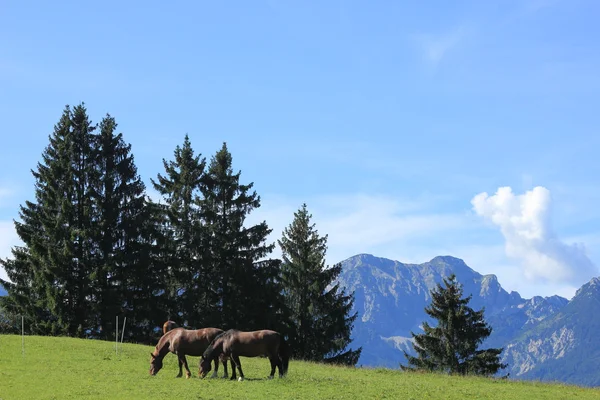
278,334,290,376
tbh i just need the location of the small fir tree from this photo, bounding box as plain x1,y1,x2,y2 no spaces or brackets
278,203,362,365
401,274,507,376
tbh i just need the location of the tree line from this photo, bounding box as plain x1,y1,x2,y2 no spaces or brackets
0,103,362,366
0,103,506,376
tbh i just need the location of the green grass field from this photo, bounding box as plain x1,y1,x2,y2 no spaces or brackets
0,334,598,399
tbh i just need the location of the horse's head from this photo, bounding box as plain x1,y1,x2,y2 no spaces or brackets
149,353,163,376
198,356,212,378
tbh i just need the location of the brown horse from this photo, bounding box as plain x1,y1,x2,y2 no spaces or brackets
149,327,229,379
199,329,289,381
163,320,178,335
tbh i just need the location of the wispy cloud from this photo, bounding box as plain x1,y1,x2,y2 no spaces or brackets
246,192,473,268
524,0,560,14
412,27,466,66
0,187,16,208
0,220,21,282
471,186,599,286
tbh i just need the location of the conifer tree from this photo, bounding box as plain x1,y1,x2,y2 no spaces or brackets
150,135,207,326
278,203,362,365
90,114,164,341
401,274,507,376
0,104,95,336
201,143,284,331
1,105,165,341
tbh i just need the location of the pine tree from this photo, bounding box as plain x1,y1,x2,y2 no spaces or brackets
278,203,362,365
150,135,208,326
201,142,284,331
401,274,507,376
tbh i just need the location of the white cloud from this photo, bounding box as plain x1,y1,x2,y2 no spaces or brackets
471,186,598,286
413,27,465,66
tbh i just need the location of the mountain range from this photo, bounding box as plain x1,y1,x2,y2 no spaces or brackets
335,254,600,387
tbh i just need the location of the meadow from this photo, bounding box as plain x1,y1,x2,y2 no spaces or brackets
0,334,598,399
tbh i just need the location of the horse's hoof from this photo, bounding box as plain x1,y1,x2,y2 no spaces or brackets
238,377,244,382
267,375,273,380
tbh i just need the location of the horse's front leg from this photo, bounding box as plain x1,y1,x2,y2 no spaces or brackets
210,357,219,379
232,355,244,381
176,356,183,378
178,353,192,379
221,355,229,379
228,354,237,381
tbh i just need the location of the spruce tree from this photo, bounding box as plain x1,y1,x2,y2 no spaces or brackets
1,105,165,341
401,274,507,376
0,104,95,336
90,114,164,341
201,142,284,331
278,203,362,365
150,135,207,326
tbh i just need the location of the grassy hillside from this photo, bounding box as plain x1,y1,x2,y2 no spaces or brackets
0,335,598,399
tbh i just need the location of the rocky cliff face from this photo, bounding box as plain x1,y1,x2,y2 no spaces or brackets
501,277,600,386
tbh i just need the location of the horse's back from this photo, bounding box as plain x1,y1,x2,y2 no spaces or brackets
228,329,282,357
174,327,224,356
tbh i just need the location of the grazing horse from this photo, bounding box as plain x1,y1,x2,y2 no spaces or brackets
199,329,289,381
162,320,178,335
149,327,229,379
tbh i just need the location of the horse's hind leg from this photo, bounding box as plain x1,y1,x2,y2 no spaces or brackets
268,356,277,379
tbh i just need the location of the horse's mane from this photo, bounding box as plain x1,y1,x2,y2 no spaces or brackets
203,329,239,360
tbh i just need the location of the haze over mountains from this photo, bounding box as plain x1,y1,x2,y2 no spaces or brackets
335,254,600,387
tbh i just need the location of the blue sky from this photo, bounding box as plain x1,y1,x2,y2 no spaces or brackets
1,0,599,299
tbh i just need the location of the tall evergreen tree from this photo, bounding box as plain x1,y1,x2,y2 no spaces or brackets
278,203,362,365
401,274,507,376
150,135,207,326
201,143,284,331
0,104,95,336
90,114,165,341
1,104,165,341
